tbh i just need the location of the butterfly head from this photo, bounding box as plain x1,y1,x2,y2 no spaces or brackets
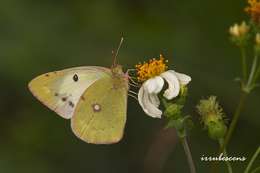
111,64,124,76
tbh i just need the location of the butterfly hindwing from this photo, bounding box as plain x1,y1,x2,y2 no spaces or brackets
71,74,128,144
28,66,110,119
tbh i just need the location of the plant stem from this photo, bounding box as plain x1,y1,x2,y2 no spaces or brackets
246,55,258,89
240,46,248,82
244,146,260,173
219,139,233,173
223,149,233,173
180,137,196,173
220,91,247,153
252,63,260,85
251,166,260,173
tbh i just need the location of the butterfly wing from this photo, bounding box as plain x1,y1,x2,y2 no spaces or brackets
28,66,110,119
71,74,128,144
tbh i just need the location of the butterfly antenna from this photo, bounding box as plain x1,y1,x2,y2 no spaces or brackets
113,37,124,67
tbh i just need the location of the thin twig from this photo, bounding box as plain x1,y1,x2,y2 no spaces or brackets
219,139,233,173
246,55,258,88
251,166,260,173
220,91,247,153
252,62,260,85
180,137,196,173
244,146,260,173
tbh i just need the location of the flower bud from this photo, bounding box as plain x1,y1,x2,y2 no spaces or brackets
196,96,227,140
164,104,182,118
207,121,227,140
229,21,250,46
255,33,260,54
256,33,260,44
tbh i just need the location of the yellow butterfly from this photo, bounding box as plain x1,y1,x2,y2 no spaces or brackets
28,38,129,144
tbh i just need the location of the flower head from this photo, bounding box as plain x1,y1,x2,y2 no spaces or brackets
229,21,250,38
196,96,227,140
135,54,168,82
137,55,191,118
245,0,260,24
229,21,250,46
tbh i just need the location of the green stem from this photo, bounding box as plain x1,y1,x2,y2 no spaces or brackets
219,139,233,173
244,146,260,173
180,137,196,173
251,166,260,173
240,46,248,82
246,55,258,90
252,65,260,84
220,91,247,153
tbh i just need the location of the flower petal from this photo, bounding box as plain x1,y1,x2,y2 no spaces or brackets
138,85,162,118
160,70,180,99
148,93,160,108
170,70,191,85
144,76,164,94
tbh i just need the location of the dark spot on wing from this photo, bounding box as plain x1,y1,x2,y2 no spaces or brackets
69,101,74,108
62,97,67,102
73,74,78,82
54,93,59,96
45,74,49,77
81,96,85,101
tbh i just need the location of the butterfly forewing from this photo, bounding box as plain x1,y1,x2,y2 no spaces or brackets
28,66,110,119
71,74,128,144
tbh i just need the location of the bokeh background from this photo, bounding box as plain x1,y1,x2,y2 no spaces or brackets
0,0,259,173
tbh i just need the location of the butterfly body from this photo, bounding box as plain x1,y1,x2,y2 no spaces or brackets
29,65,129,144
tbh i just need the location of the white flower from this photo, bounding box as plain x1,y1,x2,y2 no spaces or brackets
138,70,191,118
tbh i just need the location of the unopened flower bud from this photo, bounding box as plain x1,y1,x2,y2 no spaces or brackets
229,21,250,46
164,104,182,118
207,121,227,140
255,33,260,54
256,33,260,44
196,96,227,140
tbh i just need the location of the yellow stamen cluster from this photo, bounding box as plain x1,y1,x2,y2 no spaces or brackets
245,0,260,23
135,54,168,82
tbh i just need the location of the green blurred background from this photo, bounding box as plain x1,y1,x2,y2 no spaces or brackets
0,0,259,172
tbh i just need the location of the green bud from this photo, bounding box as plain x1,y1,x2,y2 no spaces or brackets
229,21,250,47
176,85,188,105
164,104,183,119
196,96,227,140
207,121,227,140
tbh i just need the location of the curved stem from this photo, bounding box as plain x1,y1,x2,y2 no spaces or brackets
252,64,260,84
251,166,260,173
244,146,260,173
223,149,233,173
180,137,196,173
246,55,258,89
219,139,233,173
220,92,247,153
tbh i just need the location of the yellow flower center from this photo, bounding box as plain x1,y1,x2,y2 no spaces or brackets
135,54,168,82
245,0,260,23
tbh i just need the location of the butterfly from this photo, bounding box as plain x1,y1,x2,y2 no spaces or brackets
28,38,130,144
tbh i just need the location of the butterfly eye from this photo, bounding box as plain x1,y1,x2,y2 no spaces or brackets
73,74,79,82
